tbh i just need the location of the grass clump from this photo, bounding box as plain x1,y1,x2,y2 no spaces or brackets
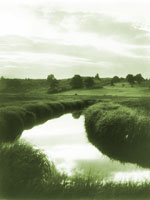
0,108,24,142
0,106,36,142
46,102,65,116
0,100,95,142
84,102,150,168
24,103,53,124
0,141,61,199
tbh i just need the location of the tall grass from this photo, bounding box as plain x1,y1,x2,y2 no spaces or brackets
84,102,150,168
0,108,24,142
1,141,150,199
117,97,150,116
0,100,95,142
0,141,61,199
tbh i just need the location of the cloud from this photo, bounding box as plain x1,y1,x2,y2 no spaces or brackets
0,1,150,78
0,33,150,79
30,7,150,45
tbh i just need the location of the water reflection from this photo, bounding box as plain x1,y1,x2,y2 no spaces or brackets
22,114,150,182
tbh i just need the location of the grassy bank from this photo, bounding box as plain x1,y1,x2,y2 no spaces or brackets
56,83,150,97
84,102,150,168
0,141,62,199
1,141,150,200
0,99,96,142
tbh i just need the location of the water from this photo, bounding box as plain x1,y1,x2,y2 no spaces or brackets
22,113,150,182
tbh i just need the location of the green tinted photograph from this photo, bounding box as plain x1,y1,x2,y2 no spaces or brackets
0,0,150,199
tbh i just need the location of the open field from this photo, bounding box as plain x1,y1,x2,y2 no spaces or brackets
56,83,150,97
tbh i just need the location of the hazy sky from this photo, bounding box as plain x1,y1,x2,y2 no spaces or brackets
0,0,150,78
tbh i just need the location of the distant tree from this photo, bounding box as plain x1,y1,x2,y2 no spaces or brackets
47,74,59,93
84,77,94,88
70,75,83,89
50,79,58,89
134,74,144,84
112,76,120,83
126,74,135,86
47,74,55,83
95,73,100,80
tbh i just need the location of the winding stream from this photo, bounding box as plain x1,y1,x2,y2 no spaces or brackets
22,113,150,183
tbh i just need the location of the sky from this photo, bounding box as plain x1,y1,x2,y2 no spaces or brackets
0,0,150,79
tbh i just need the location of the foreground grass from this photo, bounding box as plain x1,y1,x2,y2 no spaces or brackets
1,141,150,199
84,102,150,168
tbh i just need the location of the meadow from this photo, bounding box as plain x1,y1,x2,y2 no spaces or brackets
1,80,150,199
55,82,150,97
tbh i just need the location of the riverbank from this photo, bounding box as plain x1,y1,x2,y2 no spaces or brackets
1,141,150,200
0,99,96,142
84,101,150,168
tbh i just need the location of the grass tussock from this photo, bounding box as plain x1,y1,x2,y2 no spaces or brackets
84,102,150,168
0,100,95,142
0,108,24,142
0,141,61,199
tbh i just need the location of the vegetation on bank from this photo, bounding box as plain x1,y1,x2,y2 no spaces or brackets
0,72,148,95
0,141,61,199
84,102,150,168
1,141,150,199
0,99,96,142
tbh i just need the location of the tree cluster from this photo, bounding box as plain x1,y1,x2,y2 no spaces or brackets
126,74,144,86
70,75,95,89
47,74,59,93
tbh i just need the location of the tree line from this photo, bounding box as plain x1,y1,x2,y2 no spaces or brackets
0,73,147,94
47,73,101,93
111,74,145,86
47,73,146,93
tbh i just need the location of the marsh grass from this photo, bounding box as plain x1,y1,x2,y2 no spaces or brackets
0,108,24,142
117,98,150,117
0,100,94,142
84,102,150,168
0,141,62,199
1,141,150,199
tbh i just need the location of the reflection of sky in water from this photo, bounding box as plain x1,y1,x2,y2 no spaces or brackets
22,114,150,182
